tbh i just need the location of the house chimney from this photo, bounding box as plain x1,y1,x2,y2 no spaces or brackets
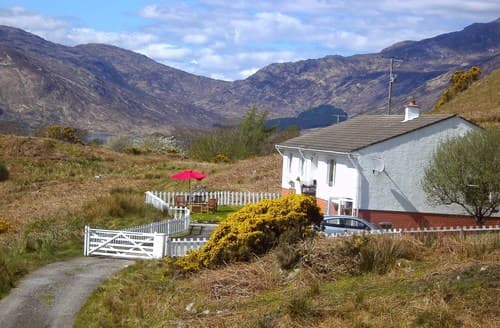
403,100,420,122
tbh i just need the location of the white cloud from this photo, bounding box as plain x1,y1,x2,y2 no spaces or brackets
182,34,208,44
0,6,69,42
239,67,260,78
137,43,192,61
1,1,499,81
0,7,67,30
67,28,157,48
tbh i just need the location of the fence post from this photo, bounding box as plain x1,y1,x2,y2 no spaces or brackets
153,233,167,259
83,225,88,256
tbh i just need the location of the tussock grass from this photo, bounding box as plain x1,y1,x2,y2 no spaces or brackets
76,233,500,327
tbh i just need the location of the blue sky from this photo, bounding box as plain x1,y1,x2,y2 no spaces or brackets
1,1,499,81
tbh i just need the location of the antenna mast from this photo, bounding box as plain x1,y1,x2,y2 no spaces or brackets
387,57,402,115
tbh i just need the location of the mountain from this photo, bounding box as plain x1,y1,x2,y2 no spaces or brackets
0,19,499,136
0,26,228,135
214,18,500,119
266,105,348,131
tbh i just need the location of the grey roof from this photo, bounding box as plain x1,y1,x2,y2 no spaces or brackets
276,114,458,153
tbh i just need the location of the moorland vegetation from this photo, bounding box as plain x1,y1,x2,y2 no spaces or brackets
0,68,499,326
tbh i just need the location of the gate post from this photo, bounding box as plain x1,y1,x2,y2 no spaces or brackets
153,233,167,259
83,225,89,256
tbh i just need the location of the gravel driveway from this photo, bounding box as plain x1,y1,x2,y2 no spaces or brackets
0,257,133,328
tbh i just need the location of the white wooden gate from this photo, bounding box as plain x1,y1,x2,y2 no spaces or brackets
84,226,167,259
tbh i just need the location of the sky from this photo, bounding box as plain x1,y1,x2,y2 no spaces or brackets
1,1,499,81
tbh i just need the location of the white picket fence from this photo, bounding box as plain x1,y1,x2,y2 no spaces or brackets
166,237,208,257
144,191,170,212
126,217,190,234
84,194,210,259
147,190,280,206
323,225,500,238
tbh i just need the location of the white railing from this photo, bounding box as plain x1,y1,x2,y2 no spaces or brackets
165,237,208,257
145,191,170,211
323,225,500,238
127,216,190,235
144,192,192,220
147,190,280,206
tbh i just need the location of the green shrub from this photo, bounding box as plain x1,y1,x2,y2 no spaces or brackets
106,134,132,152
122,146,144,155
212,153,230,163
0,160,9,181
43,125,85,144
173,194,322,272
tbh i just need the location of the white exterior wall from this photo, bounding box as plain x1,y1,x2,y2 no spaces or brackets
355,117,478,214
316,154,358,201
280,150,358,205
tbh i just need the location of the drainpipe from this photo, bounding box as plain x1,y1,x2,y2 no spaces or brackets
348,153,362,216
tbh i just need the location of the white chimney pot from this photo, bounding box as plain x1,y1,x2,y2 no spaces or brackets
403,101,420,122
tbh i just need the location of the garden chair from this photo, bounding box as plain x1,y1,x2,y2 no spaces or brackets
174,195,187,207
207,198,218,213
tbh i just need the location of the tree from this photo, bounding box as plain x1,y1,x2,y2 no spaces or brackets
234,105,276,158
422,129,500,225
188,105,277,162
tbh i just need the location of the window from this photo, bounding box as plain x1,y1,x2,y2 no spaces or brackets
324,217,342,227
344,218,367,229
300,157,305,176
328,159,336,186
287,154,292,174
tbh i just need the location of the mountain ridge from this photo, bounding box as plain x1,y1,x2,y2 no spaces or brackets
0,19,499,135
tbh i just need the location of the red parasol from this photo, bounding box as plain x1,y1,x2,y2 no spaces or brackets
170,170,206,181
170,169,207,193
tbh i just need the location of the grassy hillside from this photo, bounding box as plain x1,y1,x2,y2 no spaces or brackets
0,135,281,228
0,134,281,297
434,68,500,128
1,132,499,326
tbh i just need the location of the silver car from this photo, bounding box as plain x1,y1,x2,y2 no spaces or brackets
319,216,379,234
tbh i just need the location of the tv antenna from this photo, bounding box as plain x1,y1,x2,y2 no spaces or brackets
386,57,403,115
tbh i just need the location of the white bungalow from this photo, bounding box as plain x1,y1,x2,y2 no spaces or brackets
275,104,496,228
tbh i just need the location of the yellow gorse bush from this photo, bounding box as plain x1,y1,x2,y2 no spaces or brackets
0,219,14,234
175,194,322,272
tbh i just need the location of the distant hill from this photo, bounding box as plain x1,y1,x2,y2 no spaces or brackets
434,68,500,128
266,105,348,130
0,19,499,135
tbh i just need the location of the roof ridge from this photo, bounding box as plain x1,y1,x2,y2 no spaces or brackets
277,114,464,153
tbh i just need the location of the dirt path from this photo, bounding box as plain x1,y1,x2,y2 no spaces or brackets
0,257,133,328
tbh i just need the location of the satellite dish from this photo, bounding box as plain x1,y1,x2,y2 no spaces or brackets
372,157,385,174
